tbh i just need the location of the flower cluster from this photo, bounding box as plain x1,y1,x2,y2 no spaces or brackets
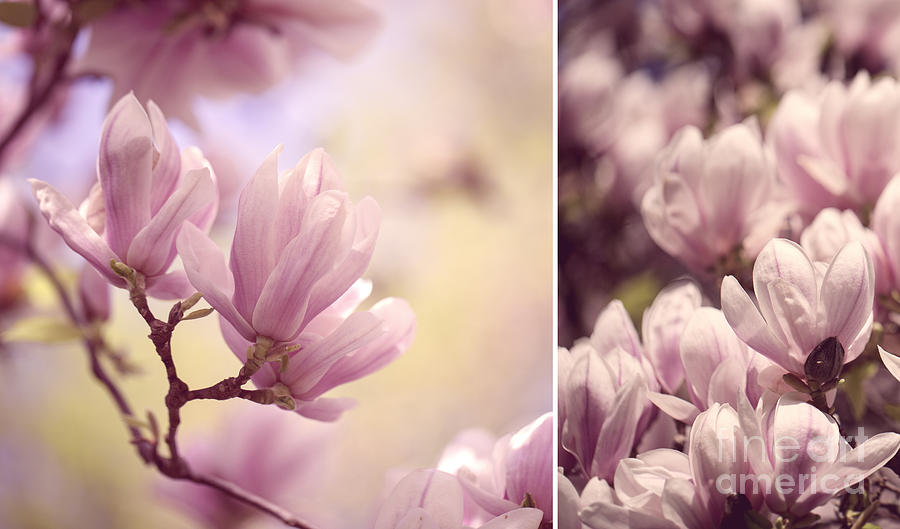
562,1,900,526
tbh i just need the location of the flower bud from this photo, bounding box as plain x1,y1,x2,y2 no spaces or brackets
803,336,844,383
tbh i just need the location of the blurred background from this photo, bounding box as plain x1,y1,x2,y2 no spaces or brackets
0,1,552,528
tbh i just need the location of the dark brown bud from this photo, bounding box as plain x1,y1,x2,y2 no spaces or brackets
804,337,844,383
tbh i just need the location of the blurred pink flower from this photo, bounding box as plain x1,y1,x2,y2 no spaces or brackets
77,264,110,323
157,405,334,529
641,121,786,272
721,238,874,379
871,176,900,295
30,94,217,299
372,469,543,529
769,73,900,217
439,413,552,524
76,0,380,127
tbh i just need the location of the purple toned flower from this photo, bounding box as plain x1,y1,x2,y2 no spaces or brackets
769,73,900,218
373,469,543,529
560,344,650,481
76,0,379,127
641,121,786,273
219,279,415,421
449,413,552,523
639,281,702,393
748,393,900,517
801,208,892,295
178,148,414,420
30,94,218,299
721,238,874,380
649,307,779,424
157,404,334,529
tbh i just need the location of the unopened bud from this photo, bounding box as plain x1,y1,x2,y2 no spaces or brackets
181,292,203,311
804,336,844,383
271,383,295,411
182,308,214,321
110,259,135,280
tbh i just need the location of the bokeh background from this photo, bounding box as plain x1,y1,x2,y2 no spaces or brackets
0,1,552,528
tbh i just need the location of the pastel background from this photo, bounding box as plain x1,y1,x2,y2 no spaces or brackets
0,1,552,528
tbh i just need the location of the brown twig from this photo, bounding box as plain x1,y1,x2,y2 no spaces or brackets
1,232,316,529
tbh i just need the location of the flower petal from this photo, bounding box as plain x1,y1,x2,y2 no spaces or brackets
293,397,357,422
146,100,181,214
879,346,900,382
230,145,282,320
176,222,253,339
505,413,552,519
30,179,122,286
251,191,349,341
282,310,383,396
375,469,464,529
98,93,153,256
591,299,643,358
478,508,543,529
302,297,415,397
145,270,194,300
720,275,790,370
647,392,700,424
818,241,874,363
127,167,215,276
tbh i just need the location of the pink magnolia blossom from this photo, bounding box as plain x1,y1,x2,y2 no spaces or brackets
77,0,379,127
559,344,651,481
721,238,874,379
220,280,414,421
648,307,779,424
373,469,543,529
801,208,892,295
157,405,334,529
177,148,414,420
641,121,786,273
768,73,900,217
445,413,552,524
580,404,757,529
30,94,218,299
746,392,900,517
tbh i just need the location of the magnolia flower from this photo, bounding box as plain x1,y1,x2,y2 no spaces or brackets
560,344,650,481
31,94,218,299
768,73,900,217
448,413,552,523
721,238,874,380
580,404,757,529
801,208,892,295
157,405,334,529
77,0,379,127
747,393,900,517
641,122,786,273
220,281,414,421
649,307,777,424
177,148,415,420
373,469,543,529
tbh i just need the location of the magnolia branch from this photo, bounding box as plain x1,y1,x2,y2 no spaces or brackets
0,233,317,529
